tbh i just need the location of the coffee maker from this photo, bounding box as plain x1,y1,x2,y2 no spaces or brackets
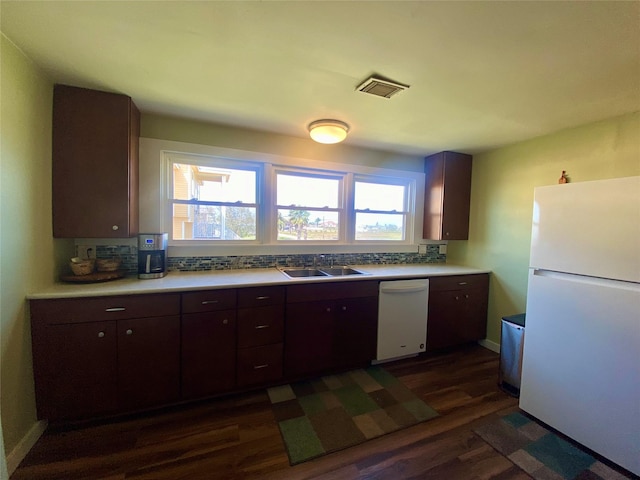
138,233,168,279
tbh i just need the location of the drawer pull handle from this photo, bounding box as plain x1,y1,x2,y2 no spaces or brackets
255,296,270,300
201,300,219,305
222,319,229,325
98,331,105,338
254,364,269,370
458,282,468,285
465,294,470,299
255,324,270,329
342,306,347,311
125,329,133,335
105,307,126,312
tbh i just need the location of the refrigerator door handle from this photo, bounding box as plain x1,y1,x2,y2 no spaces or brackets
533,268,640,291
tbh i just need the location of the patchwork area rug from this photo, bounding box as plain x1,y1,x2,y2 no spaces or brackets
474,411,631,480
267,366,439,465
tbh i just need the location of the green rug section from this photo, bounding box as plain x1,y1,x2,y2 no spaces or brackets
267,366,439,465
474,412,627,480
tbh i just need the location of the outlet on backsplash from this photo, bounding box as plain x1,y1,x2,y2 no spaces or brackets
76,245,96,260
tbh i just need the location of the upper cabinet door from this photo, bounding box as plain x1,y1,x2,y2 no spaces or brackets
52,85,139,238
422,151,472,240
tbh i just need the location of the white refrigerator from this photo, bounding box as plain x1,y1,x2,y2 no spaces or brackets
520,176,640,476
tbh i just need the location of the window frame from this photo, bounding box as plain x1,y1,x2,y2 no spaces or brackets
162,149,419,248
272,166,346,244
352,174,415,243
165,153,263,245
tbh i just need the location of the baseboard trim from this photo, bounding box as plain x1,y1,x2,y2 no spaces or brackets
478,339,500,353
6,419,47,476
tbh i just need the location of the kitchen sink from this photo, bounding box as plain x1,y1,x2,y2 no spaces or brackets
278,266,365,278
280,268,329,278
318,266,364,276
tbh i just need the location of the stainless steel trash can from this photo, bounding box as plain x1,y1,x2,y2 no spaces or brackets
499,313,525,397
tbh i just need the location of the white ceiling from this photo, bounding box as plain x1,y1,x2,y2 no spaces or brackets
2,1,639,155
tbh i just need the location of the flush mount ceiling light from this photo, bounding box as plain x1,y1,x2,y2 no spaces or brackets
308,119,350,144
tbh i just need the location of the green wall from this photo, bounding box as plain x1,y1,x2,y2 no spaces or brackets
447,112,640,345
142,113,425,172
0,35,73,458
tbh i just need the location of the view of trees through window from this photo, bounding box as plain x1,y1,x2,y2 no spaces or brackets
168,155,414,243
171,162,257,241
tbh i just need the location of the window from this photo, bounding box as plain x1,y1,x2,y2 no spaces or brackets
275,169,343,242
168,156,260,241
354,177,411,241
165,152,417,246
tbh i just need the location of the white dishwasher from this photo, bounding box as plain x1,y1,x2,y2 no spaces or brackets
376,279,429,363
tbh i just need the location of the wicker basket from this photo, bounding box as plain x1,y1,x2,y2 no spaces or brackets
70,259,95,275
96,258,122,272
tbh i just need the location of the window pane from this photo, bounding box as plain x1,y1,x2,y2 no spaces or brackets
277,209,339,241
172,204,256,240
276,173,339,208
173,163,256,203
355,213,405,241
355,181,405,211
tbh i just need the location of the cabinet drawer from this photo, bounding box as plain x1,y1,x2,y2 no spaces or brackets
287,280,379,303
30,294,180,325
237,286,285,308
237,343,283,387
237,305,284,348
182,289,236,313
429,274,489,292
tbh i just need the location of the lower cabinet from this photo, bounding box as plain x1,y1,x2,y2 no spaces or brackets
36,321,118,420
236,286,285,387
427,274,489,351
284,281,379,378
118,316,181,410
30,273,486,423
285,301,335,377
30,294,181,421
181,289,237,399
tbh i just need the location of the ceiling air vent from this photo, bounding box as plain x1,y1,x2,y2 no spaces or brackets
356,76,409,99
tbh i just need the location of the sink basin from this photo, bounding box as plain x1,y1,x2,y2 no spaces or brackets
318,266,364,276
280,268,329,278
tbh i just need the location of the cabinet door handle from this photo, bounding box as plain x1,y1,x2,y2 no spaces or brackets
458,282,468,285
201,300,219,305
105,307,126,312
253,364,269,370
98,331,105,338
255,324,270,329
465,294,470,299
255,296,270,300
112,225,119,231
326,307,331,312
125,329,133,335
222,319,229,325
342,306,347,311
455,296,460,301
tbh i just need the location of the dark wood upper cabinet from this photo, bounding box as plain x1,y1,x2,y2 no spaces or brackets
52,84,139,238
423,151,472,240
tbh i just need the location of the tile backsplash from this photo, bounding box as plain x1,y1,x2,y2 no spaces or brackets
96,245,445,275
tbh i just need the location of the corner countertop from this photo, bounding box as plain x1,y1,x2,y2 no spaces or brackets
27,264,490,300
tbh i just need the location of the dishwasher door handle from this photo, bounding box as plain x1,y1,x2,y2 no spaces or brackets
380,284,428,294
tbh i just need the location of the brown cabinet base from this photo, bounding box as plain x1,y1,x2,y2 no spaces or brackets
427,274,489,351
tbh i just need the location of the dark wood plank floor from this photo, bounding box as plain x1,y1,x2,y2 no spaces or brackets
13,345,531,479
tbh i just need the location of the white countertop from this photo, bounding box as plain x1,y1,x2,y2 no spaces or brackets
27,264,490,300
